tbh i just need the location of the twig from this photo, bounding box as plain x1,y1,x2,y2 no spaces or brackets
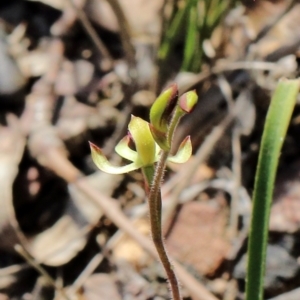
178,60,281,94
98,0,138,153
229,127,242,238
71,214,148,294
67,0,114,70
71,252,104,293
105,0,136,70
217,74,241,238
15,244,71,300
0,115,29,251
249,0,297,46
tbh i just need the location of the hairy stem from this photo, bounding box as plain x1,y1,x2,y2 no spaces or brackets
142,151,181,300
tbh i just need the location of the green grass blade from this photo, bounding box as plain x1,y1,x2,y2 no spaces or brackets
246,79,300,300
158,2,191,61
182,1,200,71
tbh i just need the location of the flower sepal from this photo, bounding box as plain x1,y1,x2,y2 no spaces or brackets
167,136,192,164
89,142,144,174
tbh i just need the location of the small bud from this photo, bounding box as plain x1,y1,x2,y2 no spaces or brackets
166,91,197,145
150,84,178,134
178,90,198,113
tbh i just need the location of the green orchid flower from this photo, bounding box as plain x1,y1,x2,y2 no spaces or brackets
89,115,192,174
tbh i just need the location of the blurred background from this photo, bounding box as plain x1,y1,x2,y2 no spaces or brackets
1,0,300,299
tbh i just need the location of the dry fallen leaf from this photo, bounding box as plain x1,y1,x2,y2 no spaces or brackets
212,1,300,60
113,218,152,269
0,34,26,95
29,199,91,266
0,116,26,251
29,172,121,266
55,273,121,300
86,0,163,39
166,200,230,275
270,160,300,233
82,273,122,300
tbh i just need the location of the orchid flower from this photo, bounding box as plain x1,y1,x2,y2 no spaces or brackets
89,85,198,176
89,115,192,174
90,84,198,175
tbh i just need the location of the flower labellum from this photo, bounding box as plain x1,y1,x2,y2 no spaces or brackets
128,116,156,166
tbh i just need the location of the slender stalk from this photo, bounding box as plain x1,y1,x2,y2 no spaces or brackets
142,150,181,300
15,244,71,300
246,79,300,300
106,0,136,69
68,0,113,70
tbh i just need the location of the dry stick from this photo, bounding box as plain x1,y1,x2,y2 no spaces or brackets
100,0,137,154
104,0,137,153
71,215,148,293
36,146,217,300
249,0,297,45
71,227,131,293
105,0,136,69
179,61,281,95
15,245,71,300
71,252,104,293
0,263,29,277
67,0,114,70
217,74,241,238
230,127,242,238
2,115,30,251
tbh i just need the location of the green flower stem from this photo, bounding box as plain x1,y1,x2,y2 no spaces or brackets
246,79,300,300
142,151,181,300
142,165,155,195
